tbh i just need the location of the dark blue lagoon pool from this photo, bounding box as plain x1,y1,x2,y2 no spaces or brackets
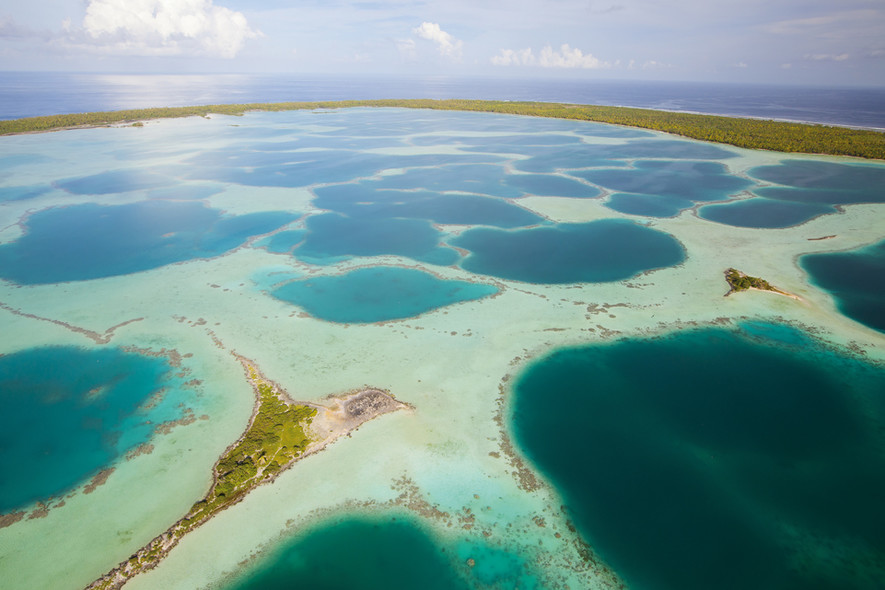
801,240,885,333
3,108,883,294
699,159,885,228
0,346,193,512
512,324,885,590
2,106,885,590
224,514,542,590
270,267,498,323
0,201,296,284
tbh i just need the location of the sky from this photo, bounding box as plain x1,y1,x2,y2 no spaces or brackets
1,0,884,86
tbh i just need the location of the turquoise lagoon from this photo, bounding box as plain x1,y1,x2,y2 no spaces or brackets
698,160,885,228
0,346,195,512
225,513,543,590
512,324,885,590
801,239,885,333
0,108,883,590
269,266,499,324
0,201,296,284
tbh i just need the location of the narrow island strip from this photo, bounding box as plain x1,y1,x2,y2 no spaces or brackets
87,357,409,590
724,268,800,300
1,99,883,159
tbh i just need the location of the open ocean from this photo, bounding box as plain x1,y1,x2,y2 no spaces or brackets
1,72,885,129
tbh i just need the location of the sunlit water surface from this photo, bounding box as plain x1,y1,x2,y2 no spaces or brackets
0,108,883,590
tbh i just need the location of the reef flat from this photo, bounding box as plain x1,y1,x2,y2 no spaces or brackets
87,356,407,590
724,268,798,299
1,107,883,590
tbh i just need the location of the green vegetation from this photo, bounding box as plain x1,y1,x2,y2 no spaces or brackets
2,99,884,159
725,268,773,293
88,365,316,590
183,367,315,528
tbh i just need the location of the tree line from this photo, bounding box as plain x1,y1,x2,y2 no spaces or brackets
2,99,883,160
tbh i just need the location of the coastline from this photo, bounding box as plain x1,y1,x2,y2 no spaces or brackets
0,103,883,590
1,99,883,159
86,355,409,590
724,268,801,300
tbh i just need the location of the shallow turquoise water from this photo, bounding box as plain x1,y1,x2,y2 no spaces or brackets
224,515,541,590
12,108,883,293
512,324,885,590
0,346,190,512
2,108,885,589
270,267,498,323
801,239,885,333
146,184,223,201
257,230,307,254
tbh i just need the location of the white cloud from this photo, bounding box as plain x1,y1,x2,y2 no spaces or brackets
81,0,260,58
804,52,850,61
640,60,671,70
492,44,611,69
413,22,462,60
762,9,879,36
541,44,610,68
762,14,839,35
396,37,417,60
491,48,535,66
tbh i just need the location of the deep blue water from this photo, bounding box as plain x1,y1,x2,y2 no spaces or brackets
226,516,473,590
312,184,545,227
0,346,187,512
578,160,753,218
2,108,707,288
2,105,882,321
224,514,541,590
294,212,460,266
512,324,885,590
699,160,885,228
452,220,685,283
270,267,498,323
698,198,837,228
0,201,296,284
801,240,885,333
256,230,307,254
2,73,885,129
1,75,884,590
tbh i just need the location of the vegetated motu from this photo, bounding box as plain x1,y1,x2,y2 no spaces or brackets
88,367,316,590
2,99,884,160
725,268,773,293
184,371,315,526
